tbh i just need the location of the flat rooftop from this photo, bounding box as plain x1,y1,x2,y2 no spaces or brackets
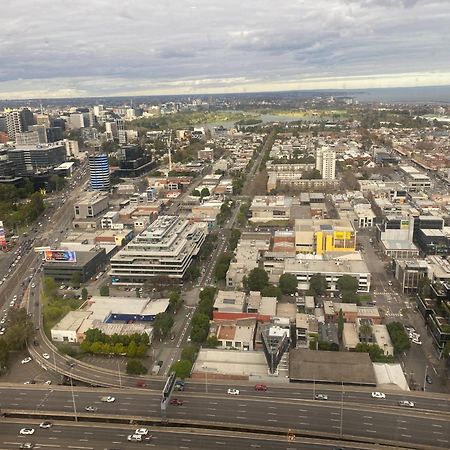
289,348,376,386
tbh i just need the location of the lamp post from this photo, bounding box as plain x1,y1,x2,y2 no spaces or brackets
70,368,78,422
340,380,344,437
423,365,428,392
118,360,122,388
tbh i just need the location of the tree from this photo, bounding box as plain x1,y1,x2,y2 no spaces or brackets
169,291,182,312
309,273,328,296
279,273,298,295
81,288,88,301
355,343,393,363
200,187,210,198
359,323,373,342
261,284,282,300
43,277,58,298
185,264,200,282
70,271,81,288
205,336,220,348
170,359,192,379
192,189,201,197
229,229,241,250
99,284,110,296
245,268,269,291
386,322,411,355
337,275,359,294
181,346,198,363
337,309,344,342
153,312,174,339
126,359,148,375
418,276,431,298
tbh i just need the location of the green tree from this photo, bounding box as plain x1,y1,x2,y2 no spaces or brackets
192,189,201,197
337,309,344,342
386,322,411,355
81,288,88,301
359,323,373,342
229,229,241,250
279,273,298,295
43,277,58,298
245,268,269,291
170,359,192,379
205,336,220,348
126,359,148,375
153,312,174,340
169,291,182,312
126,340,138,358
261,284,282,300
418,276,431,298
337,275,359,294
99,284,110,296
200,187,210,198
309,273,328,296
70,271,81,288
181,346,198,363
355,343,393,363
185,264,201,282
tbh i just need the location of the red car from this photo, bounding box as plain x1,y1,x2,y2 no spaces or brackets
255,384,268,391
170,398,184,406
136,381,147,388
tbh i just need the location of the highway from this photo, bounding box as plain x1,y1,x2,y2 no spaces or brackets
0,420,395,450
0,384,448,449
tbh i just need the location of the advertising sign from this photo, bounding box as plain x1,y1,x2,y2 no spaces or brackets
44,250,77,263
0,221,6,247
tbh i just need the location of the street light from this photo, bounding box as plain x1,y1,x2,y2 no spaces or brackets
69,368,78,422
423,365,428,392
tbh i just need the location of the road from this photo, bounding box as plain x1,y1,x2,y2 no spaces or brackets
0,420,393,450
0,384,449,449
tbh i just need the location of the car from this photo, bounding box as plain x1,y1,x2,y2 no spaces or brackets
399,400,415,408
13,295,17,301
19,428,35,435
134,428,149,435
85,406,97,412
31,283,35,288
314,394,328,400
170,398,184,406
19,444,34,449
127,435,143,442
42,353,50,360
174,381,186,391
44,380,52,385
371,392,386,399
412,339,422,345
254,384,267,391
227,388,240,395
39,421,53,429
136,380,147,388
100,396,115,402
426,375,433,384
388,281,393,286
21,357,32,364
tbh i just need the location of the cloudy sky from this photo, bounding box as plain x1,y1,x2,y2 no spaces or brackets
1,0,450,99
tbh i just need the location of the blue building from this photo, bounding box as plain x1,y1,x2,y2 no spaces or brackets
89,153,111,191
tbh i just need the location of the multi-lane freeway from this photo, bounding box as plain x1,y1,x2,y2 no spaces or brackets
0,384,448,449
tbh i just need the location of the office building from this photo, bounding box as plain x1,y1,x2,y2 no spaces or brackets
315,146,336,180
16,131,40,146
88,154,111,191
28,124,48,144
294,218,356,255
7,143,66,175
116,145,154,177
70,113,85,129
74,192,109,219
110,215,207,282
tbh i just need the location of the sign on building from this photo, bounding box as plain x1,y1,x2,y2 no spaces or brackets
44,250,77,263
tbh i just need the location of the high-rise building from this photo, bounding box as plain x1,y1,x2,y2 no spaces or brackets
69,113,85,130
20,108,36,131
7,143,66,174
116,119,126,144
28,125,48,144
88,153,111,191
6,111,23,140
315,146,336,180
16,131,40,146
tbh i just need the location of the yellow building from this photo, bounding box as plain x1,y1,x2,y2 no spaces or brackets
294,219,356,255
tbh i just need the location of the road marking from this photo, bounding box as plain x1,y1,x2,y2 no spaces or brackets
401,434,412,438
236,416,246,420
267,412,277,415
250,445,260,448
68,447,94,449
268,406,277,409
330,419,339,422
398,427,407,430
179,447,189,449
267,419,278,422
207,414,216,417
366,430,376,433
432,424,442,427
363,415,372,419
215,442,226,445
437,439,448,443
433,431,443,435
330,412,339,415
181,439,191,442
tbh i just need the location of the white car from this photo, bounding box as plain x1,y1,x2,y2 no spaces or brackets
42,353,50,359
21,357,32,364
100,396,115,403
127,434,143,442
13,295,17,301
412,339,422,345
371,392,386,399
19,428,35,435
39,421,53,429
227,388,240,395
399,400,415,408
134,428,149,435
31,283,36,288
44,380,52,385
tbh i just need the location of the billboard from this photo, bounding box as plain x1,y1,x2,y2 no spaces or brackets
44,250,77,263
0,221,6,247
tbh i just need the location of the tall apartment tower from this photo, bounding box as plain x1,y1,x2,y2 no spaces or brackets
116,119,126,144
88,153,111,191
6,111,23,140
315,146,336,180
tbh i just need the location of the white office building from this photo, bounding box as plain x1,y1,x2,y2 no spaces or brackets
110,215,207,283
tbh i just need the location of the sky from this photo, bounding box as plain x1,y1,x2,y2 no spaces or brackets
1,0,450,99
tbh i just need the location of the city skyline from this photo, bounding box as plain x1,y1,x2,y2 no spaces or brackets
2,0,450,99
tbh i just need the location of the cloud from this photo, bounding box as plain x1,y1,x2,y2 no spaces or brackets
0,0,449,98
